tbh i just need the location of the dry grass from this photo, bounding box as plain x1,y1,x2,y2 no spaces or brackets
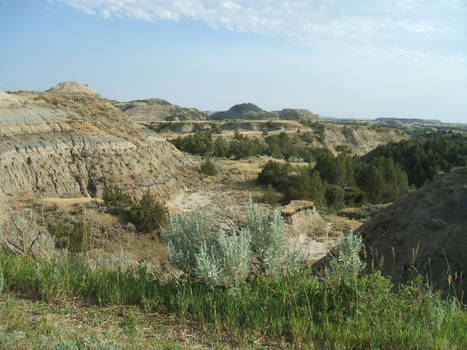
40,197,102,211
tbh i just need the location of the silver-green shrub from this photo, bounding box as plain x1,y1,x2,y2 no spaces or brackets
329,231,366,280
162,199,290,287
247,199,287,274
195,228,251,288
162,212,217,275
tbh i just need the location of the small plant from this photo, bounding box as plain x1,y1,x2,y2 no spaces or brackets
0,268,4,293
246,199,288,275
130,191,168,233
102,186,133,207
49,220,92,253
0,330,25,348
328,231,366,281
200,159,218,176
121,308,137,335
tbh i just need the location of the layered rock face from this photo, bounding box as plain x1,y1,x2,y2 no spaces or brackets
280,200,328,237
358,167,467,293
0,82,191,200
113,98,209,122
324,124,408,155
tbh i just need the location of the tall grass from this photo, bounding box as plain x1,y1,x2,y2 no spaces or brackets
0,253,465,348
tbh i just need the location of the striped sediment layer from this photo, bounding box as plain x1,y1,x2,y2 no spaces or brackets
0,83,192,200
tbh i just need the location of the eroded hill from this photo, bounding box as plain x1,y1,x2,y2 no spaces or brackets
113,98,209,122
358,167,467,294
211,102,320,121
0,82,193,200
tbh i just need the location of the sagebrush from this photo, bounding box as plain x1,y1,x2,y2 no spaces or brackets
161,199,292,287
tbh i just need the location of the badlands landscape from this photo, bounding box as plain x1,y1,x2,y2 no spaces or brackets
0,82,466,349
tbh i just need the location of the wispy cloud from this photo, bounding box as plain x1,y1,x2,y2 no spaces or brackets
49,0,466,58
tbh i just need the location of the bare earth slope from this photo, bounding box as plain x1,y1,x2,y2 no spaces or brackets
113,98,209,122
0,82,192,199
324,123,408,155
358,167,467,293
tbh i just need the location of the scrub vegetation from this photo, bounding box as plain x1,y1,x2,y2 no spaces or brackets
0,200,466,349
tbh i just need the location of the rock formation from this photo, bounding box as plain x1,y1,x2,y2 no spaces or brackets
113,98,209,122
0,82,192,200
280,200,328,237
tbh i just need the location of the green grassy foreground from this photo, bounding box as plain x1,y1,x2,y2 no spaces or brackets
0,253,466,349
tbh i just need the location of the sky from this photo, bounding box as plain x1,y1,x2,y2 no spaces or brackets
0,0,466,123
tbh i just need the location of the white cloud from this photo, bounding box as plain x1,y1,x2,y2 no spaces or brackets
50,0,465,58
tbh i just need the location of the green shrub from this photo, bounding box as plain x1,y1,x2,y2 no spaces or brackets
260,184,283,206
325,184,345,211
195,229,251,288
130,192,168,233
102,186,133,207
48,220,92,253
200,159,218,176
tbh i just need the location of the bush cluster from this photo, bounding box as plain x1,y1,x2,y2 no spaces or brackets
48,220,91,253
161,200,291,288
102,186,133,207
199,159,218,176
368,131,467,187
102,187,168,233
129,191,168,233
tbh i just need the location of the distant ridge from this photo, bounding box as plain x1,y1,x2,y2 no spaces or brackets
211,103,319,121
375,117,442,125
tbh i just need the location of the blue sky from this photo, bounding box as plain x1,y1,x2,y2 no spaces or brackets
0,0,466,122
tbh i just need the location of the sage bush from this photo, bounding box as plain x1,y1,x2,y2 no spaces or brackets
161,199,292,287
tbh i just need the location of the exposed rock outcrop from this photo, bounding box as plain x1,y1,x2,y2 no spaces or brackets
0,83,193,200
324,124,408,155
281,200,328,237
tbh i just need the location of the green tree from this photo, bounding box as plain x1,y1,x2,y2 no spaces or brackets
130,191,168,233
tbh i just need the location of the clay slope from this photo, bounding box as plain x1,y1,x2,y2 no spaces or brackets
324,124,408,155
358,167,467,293
113,98,209,122
0,82,192,200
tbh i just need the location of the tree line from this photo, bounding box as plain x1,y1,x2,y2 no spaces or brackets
170,130,319,161
258,132,467,208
